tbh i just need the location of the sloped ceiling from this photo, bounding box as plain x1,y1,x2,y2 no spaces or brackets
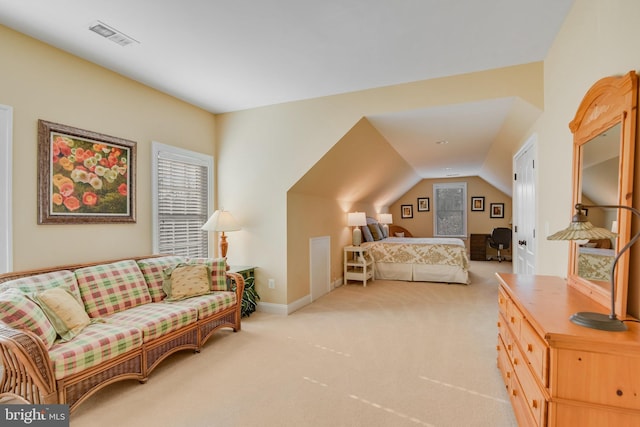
0,1,562,201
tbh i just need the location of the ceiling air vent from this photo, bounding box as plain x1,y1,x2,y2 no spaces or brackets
89,20,139,47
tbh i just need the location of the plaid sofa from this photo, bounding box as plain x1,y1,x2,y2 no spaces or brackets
0,255,244,413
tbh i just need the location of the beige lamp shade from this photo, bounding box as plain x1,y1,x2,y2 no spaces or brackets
347,212,367,227
547,216,617,241
202,210,241,232
378,213,393,224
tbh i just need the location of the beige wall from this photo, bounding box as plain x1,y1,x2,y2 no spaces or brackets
530,0,640,316
390,176,512,242
217,64,543,307
1,25,216,270
287,118,417,304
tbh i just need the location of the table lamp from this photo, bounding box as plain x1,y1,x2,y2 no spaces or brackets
201,209,241,260
347,212,367,246
547,203,640,331
379,213,393,237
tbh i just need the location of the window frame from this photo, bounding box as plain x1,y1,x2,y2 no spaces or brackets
0,105,12,273
151,141,214,257
433,182,467,238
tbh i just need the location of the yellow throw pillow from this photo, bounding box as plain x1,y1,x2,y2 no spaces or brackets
32,287,91,342
163,264,211,301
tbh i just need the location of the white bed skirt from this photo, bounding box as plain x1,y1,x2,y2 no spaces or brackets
374,262,469,285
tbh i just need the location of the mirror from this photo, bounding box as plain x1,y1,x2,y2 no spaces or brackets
568,71,638,317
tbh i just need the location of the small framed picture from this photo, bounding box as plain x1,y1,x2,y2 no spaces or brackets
417,197,430,212
401,204,413,219
490,203,505,218
471,197,485,211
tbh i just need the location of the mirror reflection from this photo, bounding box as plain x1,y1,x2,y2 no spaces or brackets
576,123,620,286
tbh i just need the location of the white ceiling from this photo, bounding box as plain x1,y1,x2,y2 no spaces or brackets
0,0,574,180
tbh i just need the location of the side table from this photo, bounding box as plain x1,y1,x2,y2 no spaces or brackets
343,246,374,286
228,265,260,317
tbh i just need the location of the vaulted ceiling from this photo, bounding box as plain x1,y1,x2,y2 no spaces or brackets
0,0,574,187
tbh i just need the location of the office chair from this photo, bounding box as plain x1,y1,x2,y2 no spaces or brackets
488,227,512,262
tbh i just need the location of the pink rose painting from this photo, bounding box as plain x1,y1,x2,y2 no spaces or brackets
39,120,136,224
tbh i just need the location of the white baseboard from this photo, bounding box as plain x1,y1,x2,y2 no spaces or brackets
257,293,314,315
256,280,343,316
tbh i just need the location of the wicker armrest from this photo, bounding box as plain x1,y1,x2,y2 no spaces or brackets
0,324,57,404
225,272,245,302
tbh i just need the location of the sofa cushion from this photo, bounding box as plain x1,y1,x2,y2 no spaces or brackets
0,270,82,303
0,288,58,349
105,303,197,342
186,258,228,291
170,291,237,320
32,287,91,342
48,322,143,380
75,260,151,318
136,256,185,302
162,264,211,301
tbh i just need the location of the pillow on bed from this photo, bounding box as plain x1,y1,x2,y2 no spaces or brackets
367,223,383,241
361,225,374,242
394,232,405,237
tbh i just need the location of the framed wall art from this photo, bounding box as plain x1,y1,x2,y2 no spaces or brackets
490,203,505,219
471,196,485,211
417,197,430,212
401,204,413,219
38,120,136,224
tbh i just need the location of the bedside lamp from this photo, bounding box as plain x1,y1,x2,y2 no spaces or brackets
201,209,241,261
379,213,393,237
347,212,367,246
548,203,640,331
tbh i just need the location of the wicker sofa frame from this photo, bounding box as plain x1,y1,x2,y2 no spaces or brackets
0,255,244,412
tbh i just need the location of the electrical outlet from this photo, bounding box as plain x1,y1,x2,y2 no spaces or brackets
268,279,275,289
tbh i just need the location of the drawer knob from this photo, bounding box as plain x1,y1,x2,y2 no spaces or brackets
532,399,538,409
513,358,518,366
510,316,515,323
512,389,518,397
527,343,533,352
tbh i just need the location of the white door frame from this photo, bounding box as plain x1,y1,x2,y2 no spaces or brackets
0,105,13,273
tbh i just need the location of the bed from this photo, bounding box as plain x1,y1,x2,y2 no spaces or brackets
361,218,470,284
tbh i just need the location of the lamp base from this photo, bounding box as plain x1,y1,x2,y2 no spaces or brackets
352,227,362,246
569,311,627,331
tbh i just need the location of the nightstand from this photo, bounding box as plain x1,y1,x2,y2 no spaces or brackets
343,246,374,286
228,265,260,317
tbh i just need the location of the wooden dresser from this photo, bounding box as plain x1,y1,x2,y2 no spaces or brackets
496,273,640,426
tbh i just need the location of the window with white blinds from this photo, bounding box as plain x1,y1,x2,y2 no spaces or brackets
433,182,467,238
152,142,213,257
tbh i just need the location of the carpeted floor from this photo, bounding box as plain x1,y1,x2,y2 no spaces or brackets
69,260,517,427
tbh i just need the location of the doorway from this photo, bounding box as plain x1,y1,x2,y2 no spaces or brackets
513,134,537,274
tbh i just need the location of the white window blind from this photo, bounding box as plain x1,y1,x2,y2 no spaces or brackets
152,142,213,257
433,182,467,238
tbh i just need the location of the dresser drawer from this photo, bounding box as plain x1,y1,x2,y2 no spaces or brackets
506,297,523,338
497,334,513,389
550,401,640,427
509,373,538,427
519,316,548,387
498,286,509,319
512,339,547,426
554,348,640,410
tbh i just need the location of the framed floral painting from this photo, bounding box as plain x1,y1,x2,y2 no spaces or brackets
38,120,136,224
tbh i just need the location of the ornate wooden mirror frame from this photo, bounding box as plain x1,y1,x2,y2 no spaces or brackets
568,71,638,316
